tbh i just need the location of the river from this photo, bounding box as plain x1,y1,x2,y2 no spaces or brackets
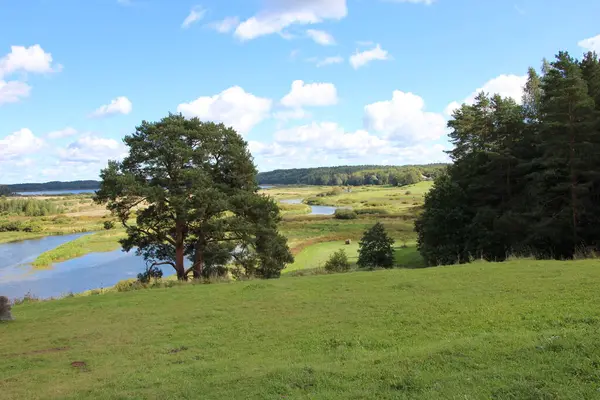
0,234,173,300
280,198,340,215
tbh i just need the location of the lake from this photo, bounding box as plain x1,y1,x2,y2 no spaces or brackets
280,199,340,215
17,186,274,196
0,234,172,300
16,189,98,196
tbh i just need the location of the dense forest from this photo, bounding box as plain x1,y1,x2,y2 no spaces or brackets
257,164,447,186
416,50,600,266
5,180,100,192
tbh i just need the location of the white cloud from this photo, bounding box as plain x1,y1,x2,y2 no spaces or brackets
177,86,272,134
444,74,527,115
349,44,390,69
281,80,338,108
315,56,343,67
208,17,240,33
250,121,450,167
90,96,133,118
0,45,59,78
364,90,447,143
444,101,461,117
234,0,347,41
0,128,44,161
578,34,600,53
0,45,60,106
47,127,78,139
0,80,30,105
57,134,126,164
182,6,206,29
306,29,336,45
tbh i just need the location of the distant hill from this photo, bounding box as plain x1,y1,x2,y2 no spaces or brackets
5,180,101,193
256,164,448,186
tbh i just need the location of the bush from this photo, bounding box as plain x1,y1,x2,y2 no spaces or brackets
355,208,390,215
324,249,351,272
334,209,358,219
0,220,42,232
405,191,412,195
137,265,164,283
103,221,116,230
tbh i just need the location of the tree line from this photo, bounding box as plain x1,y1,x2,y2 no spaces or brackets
257,164,447,186
0,198,64,216
416,50,600,266
5,180,100,193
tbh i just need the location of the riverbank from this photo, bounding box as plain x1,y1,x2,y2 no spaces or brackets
31,230,126,268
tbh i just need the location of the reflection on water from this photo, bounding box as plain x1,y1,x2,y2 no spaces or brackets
0,235,172,300
280,199,339,215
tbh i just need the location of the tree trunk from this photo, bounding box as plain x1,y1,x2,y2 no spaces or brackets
193,238,205,280
175,220,186,280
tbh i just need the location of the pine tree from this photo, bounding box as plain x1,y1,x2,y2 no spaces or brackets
533,51,597,257
357,222,395,269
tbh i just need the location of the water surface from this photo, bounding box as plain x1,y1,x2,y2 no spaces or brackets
0,235,172,300
16,189,97,196
280,199,339,215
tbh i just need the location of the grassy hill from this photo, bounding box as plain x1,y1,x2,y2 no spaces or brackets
2,259,600,399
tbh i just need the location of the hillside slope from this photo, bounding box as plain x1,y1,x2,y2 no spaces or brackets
2,260,600,399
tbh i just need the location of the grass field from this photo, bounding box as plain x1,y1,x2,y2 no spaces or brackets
2,259,600,399
284,240,424,273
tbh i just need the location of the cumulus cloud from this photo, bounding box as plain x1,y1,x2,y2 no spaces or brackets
182,6,206,29
578,34,600,53
177,86,272,134
0,45,60,78
364,90,447,143
306,29,336,45
47,127,78,139
90,96,133,118
234,0,347,41
0,45,61,106
0,128,44,161
281,80,338,108
250,121,450,168
208,17,240,33
0,80,30,105
444,74,527,116
57,134,126,164
349,44,390,69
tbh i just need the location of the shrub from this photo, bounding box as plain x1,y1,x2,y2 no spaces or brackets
137,265,164,283
355,208,390,215
334,209,358,219
324,250,351,272
405,191,412,195
103,220,116,230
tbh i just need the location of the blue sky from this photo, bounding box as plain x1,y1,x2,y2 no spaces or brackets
1,0,599,184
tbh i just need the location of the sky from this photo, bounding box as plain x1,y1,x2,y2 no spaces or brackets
1,0,600,184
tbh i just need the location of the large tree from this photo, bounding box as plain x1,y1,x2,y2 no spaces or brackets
96,114,293,280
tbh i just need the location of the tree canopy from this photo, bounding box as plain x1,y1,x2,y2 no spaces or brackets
358,222,395,269
96,114,293,281
416,50,600,266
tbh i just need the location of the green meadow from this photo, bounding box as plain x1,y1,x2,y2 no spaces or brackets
2,260,600,399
